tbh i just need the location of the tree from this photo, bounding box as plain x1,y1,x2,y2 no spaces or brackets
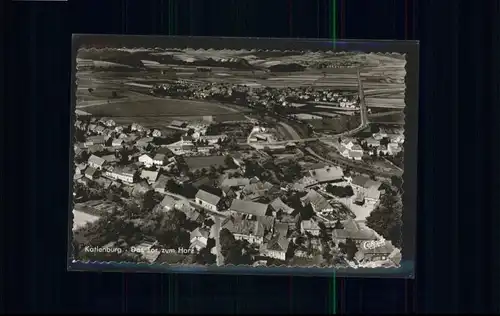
88,88,94,94
322,243,333,263
298,203,315,221
111,91,118,98
334,219,344,229
106,191,122,203
156,209,190,249
194,247,216,265
391,176,403,191
219,228,236,257
142,190,163,212
339,238,358,261
224,155,237,169
365,192,403,248
166,179,181,194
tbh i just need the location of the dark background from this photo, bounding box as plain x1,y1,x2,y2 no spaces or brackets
3,0,499,313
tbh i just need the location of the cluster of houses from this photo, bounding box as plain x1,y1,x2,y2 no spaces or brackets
338,131,404,161
73,114,400,267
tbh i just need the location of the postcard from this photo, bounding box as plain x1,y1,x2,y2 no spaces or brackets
68,35,418,278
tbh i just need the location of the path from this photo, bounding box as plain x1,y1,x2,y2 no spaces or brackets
212,217,224,266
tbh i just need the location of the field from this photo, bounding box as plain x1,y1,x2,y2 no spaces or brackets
307,115,361,134
78,98,250,117
369,111,405,124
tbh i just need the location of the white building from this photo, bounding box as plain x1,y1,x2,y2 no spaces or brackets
138,154,154,167
87,155,106,170
195,189,222,212
104,167,135,183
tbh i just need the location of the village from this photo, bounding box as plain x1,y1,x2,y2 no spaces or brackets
72,112,404,269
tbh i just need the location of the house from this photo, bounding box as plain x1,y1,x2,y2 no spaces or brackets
279,213,301,229
242,181,274,199
350,176,382,204
199,134,227,145
387,143,402,155
308,166,344,184
84,135,106,147
140,170,159,184
185,155,227,171
196,146,213,154
152,129,162,137
153,175,171,194
195,188,223,212
166,140,195,155
340,144,364,161
87,155,106,170
104,166,135,183
270,198,295,216
366,137,380,148
221,177,251,190
274,222,289,238
300,190,333,214
261,236,290,261
229,199,270,219
221,186,237,199
75,163,87,175
160,195,177,211
125,135,139,144
331,219,378,246
221,216,266,244
87,144,104,153
390,134,404,144
190,227,210,250
293,176,318,191
138,154,154,167
133,242,161,263
84,166,98,180
95,177,112,189
340,138,357,150
300,219,321,236
153,153,166,166
111,138,124,147
355,240,397,262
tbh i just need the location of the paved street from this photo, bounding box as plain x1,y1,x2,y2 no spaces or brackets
212,217,224,266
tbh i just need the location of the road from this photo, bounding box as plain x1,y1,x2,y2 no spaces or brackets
212,217,224,266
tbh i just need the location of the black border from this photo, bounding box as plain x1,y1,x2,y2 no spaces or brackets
68,34,419,278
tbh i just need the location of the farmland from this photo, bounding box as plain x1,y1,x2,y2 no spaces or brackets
78,98,251,118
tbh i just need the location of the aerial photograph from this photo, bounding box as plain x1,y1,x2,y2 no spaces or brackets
70,43,406,270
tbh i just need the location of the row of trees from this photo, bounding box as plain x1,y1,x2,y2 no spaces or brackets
365,188,403,248
325,184,354,198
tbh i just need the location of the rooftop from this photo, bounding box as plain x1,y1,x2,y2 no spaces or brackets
230,199,268,217
309,166,344,183
88,155,106,166
300,190,331,212
195,188,221,206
